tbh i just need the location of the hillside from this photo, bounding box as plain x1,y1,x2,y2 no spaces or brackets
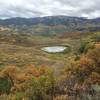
0,28,100,100
0,16,100,36
0,16,99,100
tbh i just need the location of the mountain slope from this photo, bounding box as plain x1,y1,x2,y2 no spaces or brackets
0,16,100,35
0,16,99,26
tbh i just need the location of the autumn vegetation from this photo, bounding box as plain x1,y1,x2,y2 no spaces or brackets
0,31,99,100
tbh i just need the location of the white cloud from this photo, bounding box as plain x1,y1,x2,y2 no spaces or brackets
0,0,100,19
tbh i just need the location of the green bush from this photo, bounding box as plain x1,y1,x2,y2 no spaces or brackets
15,92,25,100
0,76,12,94
27,71,55,100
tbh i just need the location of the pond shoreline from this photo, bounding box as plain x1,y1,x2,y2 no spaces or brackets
41,46,70,53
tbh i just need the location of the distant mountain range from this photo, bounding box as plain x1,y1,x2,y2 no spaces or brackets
0,16,100,35
0,16,100,26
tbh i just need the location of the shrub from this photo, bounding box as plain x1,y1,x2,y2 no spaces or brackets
0,76,13,94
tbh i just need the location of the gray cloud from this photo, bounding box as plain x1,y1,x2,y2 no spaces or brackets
0,0,100,19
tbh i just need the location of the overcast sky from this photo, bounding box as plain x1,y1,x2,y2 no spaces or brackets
0,0,100,19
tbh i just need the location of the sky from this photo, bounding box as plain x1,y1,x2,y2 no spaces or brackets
0,0,100,19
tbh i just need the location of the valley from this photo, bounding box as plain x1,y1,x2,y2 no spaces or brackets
0,16,99,100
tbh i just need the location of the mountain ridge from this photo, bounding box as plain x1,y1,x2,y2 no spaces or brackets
0,16,100,26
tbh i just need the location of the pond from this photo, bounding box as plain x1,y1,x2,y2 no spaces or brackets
42,46,68,53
